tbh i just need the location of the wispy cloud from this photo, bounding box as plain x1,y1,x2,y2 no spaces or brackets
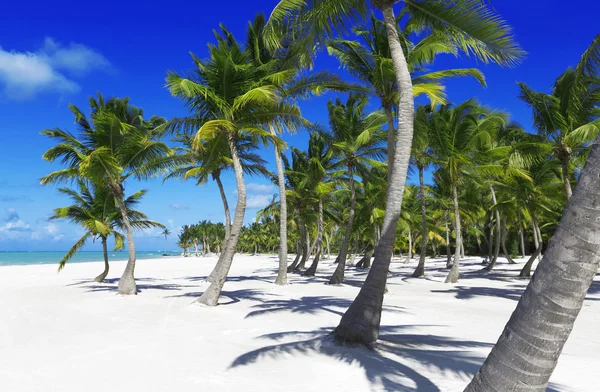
247,195,273,209
170,203,190,210
0,37,111,100
246,183,276,194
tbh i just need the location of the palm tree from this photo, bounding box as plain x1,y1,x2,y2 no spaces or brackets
166,25,301,306
327,93,386,285
411,105,433,276
161,228,171,252
267,0,524,345
464,135,600,391
518,34,600,200
327,13,486,177
41,94,172,295
50,181,163,282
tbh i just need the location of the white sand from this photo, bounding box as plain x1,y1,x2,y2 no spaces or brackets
1,254,598,391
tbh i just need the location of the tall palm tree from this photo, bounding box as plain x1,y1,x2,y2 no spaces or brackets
41,94,172,295
303,131,336,276
518,34,600,200
327,13,486,176
411,104,433,276
267,0,524,345
327,93,386,285
245,13,351,285
51,181,163,282
166,25,301,306
464,135,600,391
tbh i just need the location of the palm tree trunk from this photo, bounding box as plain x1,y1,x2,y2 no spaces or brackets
297,228,310,270
288,217,305,272
305,198,324,276
486,215,494,263
384,104,395,182
518,208,526,258
207,173,231,283
501,217,516,264
561,159,573,200
486,185,501,270
403,230,412,263
412,165,428,277
94,236,110,283
271,126,288,285
445,217,452,268
519,211,542,277
445,180,462,283
329,163,357,284
115,187,137,295
332,2,415,344
465,136,600,392
196,133,246,306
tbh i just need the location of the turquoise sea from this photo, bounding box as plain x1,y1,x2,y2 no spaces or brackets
0,251,182,267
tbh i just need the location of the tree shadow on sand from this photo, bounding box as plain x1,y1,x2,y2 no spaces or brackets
230,326,490,391
230,326,570,391
245,296,405,319
166,288,278,305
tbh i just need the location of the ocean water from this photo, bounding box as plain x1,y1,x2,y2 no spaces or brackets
0,251,182,267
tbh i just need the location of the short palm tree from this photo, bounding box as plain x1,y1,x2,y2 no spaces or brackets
161,228,171,252
50,181,163,282
41,94,172,295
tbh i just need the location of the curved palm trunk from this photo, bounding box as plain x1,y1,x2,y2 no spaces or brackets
445,181,462,283
94,236,110,283
519,212,542,277
288,218,305,272
207,173,231,283
271,126,288,285
115,188,137,295
486,215,494,263
297,230,311,270
332,2,414,344
561,159,573,200
329,164,357,284
305,198,324,276
384,105,395,182
196,134,246,306
445,216,452,268
412,166,428,277
465,136,600,392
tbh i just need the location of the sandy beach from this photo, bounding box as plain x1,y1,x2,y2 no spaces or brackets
1,255,598,391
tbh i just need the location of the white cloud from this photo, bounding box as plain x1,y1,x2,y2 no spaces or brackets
246,194,273,209
0,37,110,100
246,183,276,194
170,203,190,210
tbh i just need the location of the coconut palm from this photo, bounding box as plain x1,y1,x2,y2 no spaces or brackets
50,181,163,282
464,134,600,391
518,34,600,200
326,93,386,285
41,94,172,295
267,0,524,345
327,13,486,175
161,228,171,252
166,25,301,306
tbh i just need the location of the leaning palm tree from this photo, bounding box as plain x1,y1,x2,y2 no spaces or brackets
464,135,600,391
41,94,172,295
50,181,163,282
166,25,301,306
266,0,524,345
327,93,386,285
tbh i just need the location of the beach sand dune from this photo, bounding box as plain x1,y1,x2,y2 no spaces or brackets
1,255,598,391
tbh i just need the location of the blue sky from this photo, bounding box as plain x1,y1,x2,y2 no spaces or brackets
0,0,598,252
